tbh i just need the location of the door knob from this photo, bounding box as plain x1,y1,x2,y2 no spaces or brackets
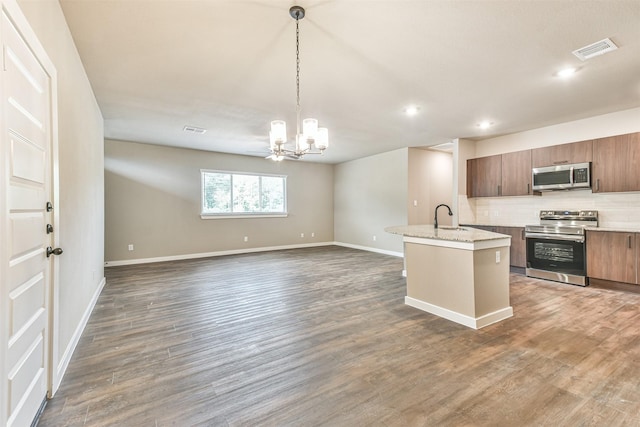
46,247,63,257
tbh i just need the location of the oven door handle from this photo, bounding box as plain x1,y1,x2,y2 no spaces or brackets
525,232,584,242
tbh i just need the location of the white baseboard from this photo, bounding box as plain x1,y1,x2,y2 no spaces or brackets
405,296,513,329
53,276,106,394
333,242,403,258
105,241,404,267
104,242,334,267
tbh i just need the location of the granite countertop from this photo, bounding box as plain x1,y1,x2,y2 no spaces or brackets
585,226,640,233
467,224,640,233
385,224,510,243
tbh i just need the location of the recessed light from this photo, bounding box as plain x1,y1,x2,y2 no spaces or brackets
477,121,493,130
404,106,420,116
556,67,576,78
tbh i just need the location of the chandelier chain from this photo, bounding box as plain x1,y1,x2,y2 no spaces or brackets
295,15,301,135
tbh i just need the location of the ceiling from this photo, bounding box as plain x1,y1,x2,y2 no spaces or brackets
58,0,640,164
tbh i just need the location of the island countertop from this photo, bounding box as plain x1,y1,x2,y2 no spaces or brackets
385,224,510,243
385,224,513,329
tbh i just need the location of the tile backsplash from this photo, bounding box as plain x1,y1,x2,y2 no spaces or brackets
459,190,640,229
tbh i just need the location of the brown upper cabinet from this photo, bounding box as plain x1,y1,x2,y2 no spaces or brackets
592,132,640,193
467,154,501,197
501,150,533,196
468,131,640,198
467,150,532,198
531,139,593,168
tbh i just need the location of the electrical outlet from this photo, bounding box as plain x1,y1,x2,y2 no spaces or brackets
128,244,134,251
373,235,377,242
413,200,418,207
243,236,248,242
495,250,500,263
300,233,305,238
311,232,315,238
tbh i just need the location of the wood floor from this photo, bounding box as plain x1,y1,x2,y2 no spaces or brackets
38,246,640,426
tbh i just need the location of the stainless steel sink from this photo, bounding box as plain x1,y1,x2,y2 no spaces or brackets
437,226,467,231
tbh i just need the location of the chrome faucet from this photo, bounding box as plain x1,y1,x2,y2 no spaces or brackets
434,204,453,229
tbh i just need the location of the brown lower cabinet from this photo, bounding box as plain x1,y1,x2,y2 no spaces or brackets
495,226,526,268
586,230,638,285
467,225,525,268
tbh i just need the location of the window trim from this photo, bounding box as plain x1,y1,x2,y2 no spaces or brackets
200,169,288,219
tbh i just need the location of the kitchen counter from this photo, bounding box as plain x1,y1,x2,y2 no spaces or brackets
586,226,640,233
386,225,513,329
466,223,640,234
385,224,510,246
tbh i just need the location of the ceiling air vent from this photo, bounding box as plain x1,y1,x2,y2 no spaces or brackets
572,38,618,61
183,125,207,134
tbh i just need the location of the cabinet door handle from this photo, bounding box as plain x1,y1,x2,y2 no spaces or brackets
498,185,501,196
527,183,530,194
553,160,569,165
596,179,600,192
629,235,633,249
521,229,525,240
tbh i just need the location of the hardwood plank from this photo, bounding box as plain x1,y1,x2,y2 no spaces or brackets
37,246,640,426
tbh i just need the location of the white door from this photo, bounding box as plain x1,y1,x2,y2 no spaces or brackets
1,4,57,427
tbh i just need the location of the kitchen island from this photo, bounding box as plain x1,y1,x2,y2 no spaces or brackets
385,225,513,329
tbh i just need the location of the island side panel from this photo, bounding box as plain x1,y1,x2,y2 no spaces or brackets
405,242,476,317
472,246,511,317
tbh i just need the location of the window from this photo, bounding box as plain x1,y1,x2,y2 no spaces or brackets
201,170,287,218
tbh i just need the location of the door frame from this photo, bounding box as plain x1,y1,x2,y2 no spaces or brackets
0,0,60,420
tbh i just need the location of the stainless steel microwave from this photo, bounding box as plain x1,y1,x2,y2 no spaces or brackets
531,162,591,191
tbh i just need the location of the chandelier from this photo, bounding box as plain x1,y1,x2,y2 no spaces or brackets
268,6,328,161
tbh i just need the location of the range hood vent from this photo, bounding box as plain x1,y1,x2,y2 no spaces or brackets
572,38,618,61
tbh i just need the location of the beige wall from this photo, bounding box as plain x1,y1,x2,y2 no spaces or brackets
334,148,408,254
408,148,453,226
474,107,640,157
457,108,640,228
105,139,334,262
18,0,105,379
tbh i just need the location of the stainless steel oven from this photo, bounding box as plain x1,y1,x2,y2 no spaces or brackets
525,210,598,286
